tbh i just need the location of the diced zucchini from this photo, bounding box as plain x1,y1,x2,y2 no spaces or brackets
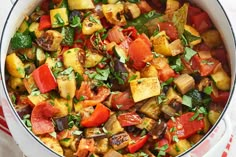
63,48,84,75
184,25,201,47
164,87,182,105
11,32,32,50
54,98,72,117
85,128,106,139
35,47,46,67
201,29,222,48
141,65,158,78
6,52,25,78
40,136,63,156
139,97,161,120
188,134,204,144
109,132,130,150
68,0,95,10
50,8,69,28
29,22,44,38
57,70,76,100
102,4,127,26
104,114,124,136
28,94,48,106
95,138,109,154
61,26,75,46
8,76,26,92
84,51,103,68
174,74,195,94
23,74,37,94
18,20,29,34
114,46,128,63
208,110,221,125
151,31,171,56
168,139,191,156
211,64,231,91
18,47,36,61
124,2,141,19
130,77,161,102
82,14,103,35
136,117,156,131
104,149,123,157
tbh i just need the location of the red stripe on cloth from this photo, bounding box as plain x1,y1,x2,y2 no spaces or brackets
0,116,8,129
221,134,234,157
222,152,228,157
0,124,11,136
0,106,5,117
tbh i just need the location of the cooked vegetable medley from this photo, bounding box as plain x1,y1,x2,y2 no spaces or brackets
6,0,231,156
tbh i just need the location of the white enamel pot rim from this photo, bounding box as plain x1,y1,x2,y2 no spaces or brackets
0,0,236,157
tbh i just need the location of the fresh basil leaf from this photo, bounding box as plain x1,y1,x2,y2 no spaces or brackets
184,47,197,62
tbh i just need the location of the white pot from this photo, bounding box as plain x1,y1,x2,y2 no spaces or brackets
0,0,235,157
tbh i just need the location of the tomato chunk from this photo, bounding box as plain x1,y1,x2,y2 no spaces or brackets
158,22,178,41
128,135,149,153
191,12,213,33
111,91,135,110
211,91,230,106
117,112,142,127
187,5,202,24
81,103,110,127
167,112,205,139
158,65,176,82
128,38,153,70
31,102,59,135
32,64,57,93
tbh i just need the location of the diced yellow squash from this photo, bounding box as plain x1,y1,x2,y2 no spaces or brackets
50,8,69,28
40,136,63,156
151,56,169,70
29,22,44,38
184,25,201,47
102,4,127,26
28,94,48,106
168,139,191,156
151,31,171,56
208,110,221,125
174,74,195,94
54,98,72,117
84,51,103,68
95,138,109,154
139,97,161,120
141,65,158,78
23,74,37,94
63,48,84,75
165,0,180,19
136,117,156,131
201,29,223,48
82,14,103,35
6,53,25,78
169,39,184,56
18,20,29,34
8,76,26,92
57,71,76,99
130,77,161,102
211,64,231,91
68,0,95,10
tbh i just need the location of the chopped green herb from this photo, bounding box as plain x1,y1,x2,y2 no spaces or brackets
182,95,192,108
89,15,100,24
173,135,179,143
184,47,197,62
54,13,64,25
70,15,82,29
128,75,138,82
203,86,213,95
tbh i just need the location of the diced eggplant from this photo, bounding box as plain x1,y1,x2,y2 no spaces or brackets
161,105,176,118
201,29,223,48
139,97,161,120
18,46,36,61
104,114,124,136
95,138,109,154
85,128,106,139
149,120,167,139
36,30,63,51
15,104,32,119
30,10,45,22
109,132,130,150
165,0,180,19
104,149,123,157
168,139,191,156
136,117,156,131
24,62,36,75
54,116,69,132
130,77,161,102
69,10,83,22
124,2,141,19
23,74,37,94
174,74,195,94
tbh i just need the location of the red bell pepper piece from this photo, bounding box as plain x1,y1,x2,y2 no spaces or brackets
39,15,51,30
187,5,202,24
167,112,205,139
32,64,57,93
191,12,213,33
31,102,59,135
128,134,149,153
81,103,110,127
128,38,153,70
111,91,135,110
117,112,142,127
158,22,178,41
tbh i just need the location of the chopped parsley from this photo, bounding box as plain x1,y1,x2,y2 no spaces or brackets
184,47,197,62
203,86,213,95
182,95,192,108
54,13,64,25
70,15,82,29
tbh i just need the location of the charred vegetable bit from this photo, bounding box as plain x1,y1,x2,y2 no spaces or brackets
6,0,231,157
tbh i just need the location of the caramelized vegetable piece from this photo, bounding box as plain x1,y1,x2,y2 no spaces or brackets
109,132,130,150
104,114,124,136
174,74,195,94
168,139,191,156
85,128,106,139
50,8,69,28
124,2,141,19
40,136,63,156
82,14,103,35
95,138,109,154
75,138,95,157
139,97,161,120
201,29,222,48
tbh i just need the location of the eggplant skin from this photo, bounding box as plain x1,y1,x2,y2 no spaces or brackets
109,132,130,150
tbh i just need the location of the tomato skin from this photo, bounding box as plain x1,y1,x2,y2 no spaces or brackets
122,26,138,40
158,65,176,82
31,102,59,135
81,103,110,127
167,112,205,139
158,22,178,41
199,58,219,76
117,112,142,127
128,38,153,70
187,5,202,24
39,15,51,30
191,12,213,33
211,91,230,106
32,64,57,93
111,91,135,110
128,135,149,153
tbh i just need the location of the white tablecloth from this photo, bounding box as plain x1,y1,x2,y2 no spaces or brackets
0,0,236,157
